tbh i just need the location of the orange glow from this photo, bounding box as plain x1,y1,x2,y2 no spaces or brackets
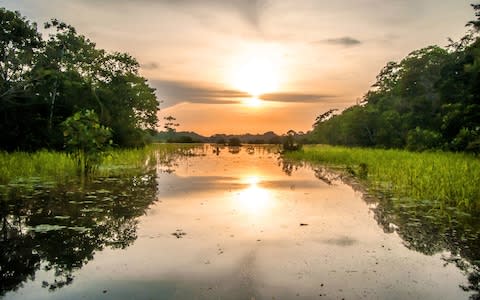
230,44,283,98
243,97,263,107
235,175,273,215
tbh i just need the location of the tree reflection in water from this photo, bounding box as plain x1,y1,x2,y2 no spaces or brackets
0,171,158,295
367,192,480,297
279,159,480,298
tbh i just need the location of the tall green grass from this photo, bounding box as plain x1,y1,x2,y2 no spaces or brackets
0,143,199,185
285,145,480,211
0,150,75,184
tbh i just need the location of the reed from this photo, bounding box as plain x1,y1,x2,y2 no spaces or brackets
0,143,199,186
284,145,480,211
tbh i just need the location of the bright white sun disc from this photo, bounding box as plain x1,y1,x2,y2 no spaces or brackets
230,45,283,98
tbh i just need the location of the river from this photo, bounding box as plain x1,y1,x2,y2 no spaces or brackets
1,145,478,299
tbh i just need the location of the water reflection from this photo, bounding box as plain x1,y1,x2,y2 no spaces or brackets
0,172,158,296
235,176,272,215
1,145,479,299
368,193,480,296
283,159,480,298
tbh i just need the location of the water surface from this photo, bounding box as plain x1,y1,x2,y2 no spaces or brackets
1,145,478,299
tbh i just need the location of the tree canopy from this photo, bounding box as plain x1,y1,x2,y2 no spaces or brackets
311,4,480,152
0,8,159,151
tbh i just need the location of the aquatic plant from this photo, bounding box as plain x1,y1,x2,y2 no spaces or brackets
284,145,480,211
0,143,199,186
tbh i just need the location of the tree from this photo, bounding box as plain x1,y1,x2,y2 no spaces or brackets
227,137,241,147
163,115,179,133
163,115,179,142
0,8,41,96
282,130,302,151
313,109,338,127
467,4,480,30
0,8,44,150
310,11,480,152
0,9,160,151
62,110,112,175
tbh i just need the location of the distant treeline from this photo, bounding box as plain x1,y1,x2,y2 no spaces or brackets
311,4,480,152
154,131,284,144
0,8,159,151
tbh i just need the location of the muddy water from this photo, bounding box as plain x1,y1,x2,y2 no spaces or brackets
1,145,478,299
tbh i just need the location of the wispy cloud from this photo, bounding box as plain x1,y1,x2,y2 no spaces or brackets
260,92,336,103
75,0,268,30
315,36,362,47
150,80,336,107
150,80,249,107
164,0,268,29
141,62,161,70
163,0,269,31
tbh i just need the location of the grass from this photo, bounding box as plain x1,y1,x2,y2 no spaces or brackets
284,145,480,211
0,143,200,186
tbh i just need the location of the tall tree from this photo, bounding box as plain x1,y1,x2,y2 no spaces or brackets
0,9,160,150
0,8,44,150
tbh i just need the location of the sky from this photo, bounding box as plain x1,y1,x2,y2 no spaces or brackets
0,0,475,135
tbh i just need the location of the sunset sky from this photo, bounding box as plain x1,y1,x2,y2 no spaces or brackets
1,0,475,135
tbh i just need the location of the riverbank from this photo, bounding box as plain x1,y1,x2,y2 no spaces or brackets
284,145,480,212
0,143,198,186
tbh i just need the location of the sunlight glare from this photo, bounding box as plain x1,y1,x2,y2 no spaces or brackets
235,175,272,215
245,175,260,185
230,44,283,98
243,97,262,107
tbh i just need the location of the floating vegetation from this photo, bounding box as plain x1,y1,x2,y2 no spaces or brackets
30,224,67,232
0,170,159,295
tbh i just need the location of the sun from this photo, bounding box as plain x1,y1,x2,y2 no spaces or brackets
232,57,280,97
243,97,262,107
230,44,283,101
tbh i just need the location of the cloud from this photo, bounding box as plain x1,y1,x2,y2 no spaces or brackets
141,62,161,70
150,79,337,108
164,0,268,29
150,80,249,107
316,36,362,47
74,0,267,30
163,0,268,30
230,0,266,29
260,92,336,103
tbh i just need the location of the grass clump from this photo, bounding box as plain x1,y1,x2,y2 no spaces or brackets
284,145,480,211
0,150,76,185
0,143,199,186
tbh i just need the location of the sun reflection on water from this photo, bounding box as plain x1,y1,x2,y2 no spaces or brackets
235,175,273,215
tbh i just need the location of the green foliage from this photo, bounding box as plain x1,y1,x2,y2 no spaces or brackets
0,9,159,151
282,131,303,151
311,6,480,152
285,145,480,212
451,127,480,152
0,8,45,151
172,136,196,143
406,127,443,151
62,110,112,175
467,4,480,30
0,150,76,185
0,144,196,185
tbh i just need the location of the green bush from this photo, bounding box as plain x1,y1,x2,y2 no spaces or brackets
406,127,443,151
62,110,112,175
